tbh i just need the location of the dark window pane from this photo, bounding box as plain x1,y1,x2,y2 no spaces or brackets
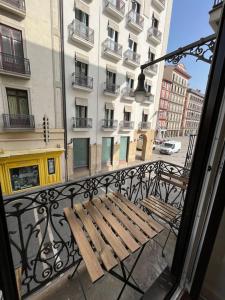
10,165,40,192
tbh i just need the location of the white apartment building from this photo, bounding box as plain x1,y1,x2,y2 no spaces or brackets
63,0,173,179
0,0,64,195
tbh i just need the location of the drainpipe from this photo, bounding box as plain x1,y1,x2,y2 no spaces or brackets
59,0,68,181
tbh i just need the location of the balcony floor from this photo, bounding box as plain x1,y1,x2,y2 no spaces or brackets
29,229,176,300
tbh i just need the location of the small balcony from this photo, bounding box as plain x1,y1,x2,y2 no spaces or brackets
102,38,123,61
147,27,162,45
151,0,165,12
0,52,30,78
103,82,120,97
72,73,93,92
144,63,158,77
2,114,35,130
124,49,140,68
144,93,154,104
209,0,223,32
72,117,92,131
127,9,144,33
121,87,135,101
102,119,118,131
120,120,134,131
104,0,125,20
0,0,26,17
69,19,94,49
139,121,151,131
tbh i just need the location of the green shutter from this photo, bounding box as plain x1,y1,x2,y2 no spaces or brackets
73,138,89,168
119,137,129,161
102,138,113,164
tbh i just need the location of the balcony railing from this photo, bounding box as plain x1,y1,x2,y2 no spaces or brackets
213,0,223,7
0,52,30,76
104,82,120,94
102,119,118,129
105,0,125,15
127,9,144,29
3,114,35,129
124,49,141,65
70,19,94,44
145,63,158,75
148,27,162,42
103,38,123,57
1,0,25,10
72,73,93,89
122,87,135,98
145,93,154,103
72,117,92,128
120,120,134,129
3,160,189,298
139,121,151,130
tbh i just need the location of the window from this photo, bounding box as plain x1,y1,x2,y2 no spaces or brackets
105,107,114,121
145,83,152,94
108,26,118,43
126,76,134,89
75,9,89,26
128,37,137,52
10,165,40,192
76,105,87,119
75,60,88,77
142,113,148,122
0,24,24,57
106,70,116,89
152,14,159,29
6,88,29,115
131,0,140,13
48,158,55,175
148,48,155,62
124,111,131,121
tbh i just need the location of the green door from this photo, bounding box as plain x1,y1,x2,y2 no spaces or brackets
119,137,129,161
73,138,89,168
102,138,113,164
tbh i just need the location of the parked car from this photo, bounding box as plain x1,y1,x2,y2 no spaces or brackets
159,140,181,155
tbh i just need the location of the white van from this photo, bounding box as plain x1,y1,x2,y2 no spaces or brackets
159,140,181,155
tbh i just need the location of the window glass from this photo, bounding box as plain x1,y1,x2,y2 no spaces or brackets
10,165,40,192
48,158,55,175
6,88,29,115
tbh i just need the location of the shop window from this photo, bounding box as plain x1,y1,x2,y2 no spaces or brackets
10,165,40,192
48,158,55,175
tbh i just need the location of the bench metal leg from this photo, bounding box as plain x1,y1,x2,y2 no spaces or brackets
162,229,172,257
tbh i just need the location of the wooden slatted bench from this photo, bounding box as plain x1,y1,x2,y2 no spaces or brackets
64,192,164,300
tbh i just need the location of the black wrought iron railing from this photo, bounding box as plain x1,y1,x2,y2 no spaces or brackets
105,0,125,15
104,82,120,94
0,52,30,75
3,114,35,129
3,160,189,298
70,19,94,44
1,0,26,10
184,134,197,169
103,38,123,57
124,49,141,64
72,73,93,89
127,9,144,28
139,121,151,130
72,117,92,128
122,87,135,98
102,119,118,129
148,27,162,42
120,120,134,129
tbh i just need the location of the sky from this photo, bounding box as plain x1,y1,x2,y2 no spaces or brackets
167,0,214,93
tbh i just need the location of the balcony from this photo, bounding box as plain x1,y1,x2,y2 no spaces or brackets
102,38,123,61
0,52,30,78
102,119,118,131
144,93,154,104
0,0,26,17
144,63,158,77
151,0,165,12
72,117,92,131
120,120,134,131
127,9,144,33
2,114,35,130
3,160,189,300
104,0,125,20
139,121,151,131
147,27,162,45
72,73,93,92
103,82,120,97
209,0,223,32
124,49,140,68
69,19,94,49
121,87,135,101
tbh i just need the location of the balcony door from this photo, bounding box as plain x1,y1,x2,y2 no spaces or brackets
76,105,87,127
128,38,137,53
75,60,88,86
102,137,113,165
0,24,24,73
75,9,89,26
148,48,155,62
105,108,114,127
131,1,140,14
106,70,116,91
152,15,159,29
126,76,134,89
119,136,129,161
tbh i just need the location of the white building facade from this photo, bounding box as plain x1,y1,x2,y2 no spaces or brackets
63,0,173,179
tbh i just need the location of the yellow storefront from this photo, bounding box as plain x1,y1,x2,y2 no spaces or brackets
0,148,64,195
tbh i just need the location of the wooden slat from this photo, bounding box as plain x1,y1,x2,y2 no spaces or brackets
84,201,129,261
93,198,140,253
144,198,178,218
142,200,173,223
64,207,104,283
159,171,189,184
74,203,118,271
113,192,164,233
102,196,149,245
157,175,187,190
108,194,157,238
147,196,179,215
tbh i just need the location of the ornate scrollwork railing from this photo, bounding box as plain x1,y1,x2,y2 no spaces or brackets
3,160,189,297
